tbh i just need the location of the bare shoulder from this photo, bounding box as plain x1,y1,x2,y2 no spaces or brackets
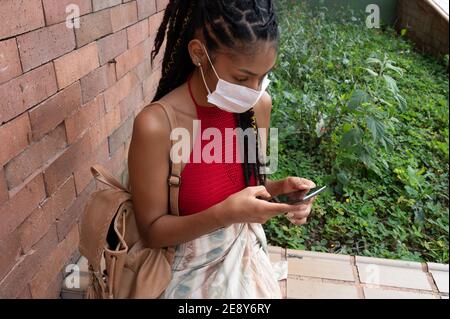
253,91,273,128
132,102,172,143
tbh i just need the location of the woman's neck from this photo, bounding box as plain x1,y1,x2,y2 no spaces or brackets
189,68,217,108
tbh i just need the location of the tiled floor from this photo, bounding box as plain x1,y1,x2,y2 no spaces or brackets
61,247,449,299
268,246,449,299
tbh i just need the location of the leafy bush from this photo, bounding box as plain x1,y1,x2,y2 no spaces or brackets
264,1,449,263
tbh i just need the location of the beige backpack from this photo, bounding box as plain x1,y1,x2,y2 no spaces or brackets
79,101,182,299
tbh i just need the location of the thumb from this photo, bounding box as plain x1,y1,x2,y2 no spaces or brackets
252,186,272,199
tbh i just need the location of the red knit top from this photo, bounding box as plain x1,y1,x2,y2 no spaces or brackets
178,74,257,216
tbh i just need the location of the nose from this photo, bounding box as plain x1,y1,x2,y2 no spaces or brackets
248,78,263,91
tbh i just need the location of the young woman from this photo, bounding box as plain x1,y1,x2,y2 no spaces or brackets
128,0,317,298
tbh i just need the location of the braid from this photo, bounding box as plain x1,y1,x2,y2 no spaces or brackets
150,0,279,187
151,0,199,101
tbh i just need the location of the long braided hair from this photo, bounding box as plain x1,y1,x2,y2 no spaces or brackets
150,0,279,187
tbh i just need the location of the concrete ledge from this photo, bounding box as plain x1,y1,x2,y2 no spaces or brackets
61,248,449,299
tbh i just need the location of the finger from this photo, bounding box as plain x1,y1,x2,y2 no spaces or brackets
290,217,308,226
251,186,271,199
286,210,310,220
293,177,316,190
285,177,315,192
288,202,312,211
263,201,303,214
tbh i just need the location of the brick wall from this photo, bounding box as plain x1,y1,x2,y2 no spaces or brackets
0,0,168,298
397,0,449,58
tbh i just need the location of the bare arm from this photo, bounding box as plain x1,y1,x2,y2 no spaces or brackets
128,105,230,248
129,103,305,249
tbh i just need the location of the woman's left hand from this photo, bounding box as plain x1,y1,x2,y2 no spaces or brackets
276,177,316,226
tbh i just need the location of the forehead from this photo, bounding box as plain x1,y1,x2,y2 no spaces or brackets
214,41,277,74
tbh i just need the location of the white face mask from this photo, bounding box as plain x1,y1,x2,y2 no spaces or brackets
198,43,271,113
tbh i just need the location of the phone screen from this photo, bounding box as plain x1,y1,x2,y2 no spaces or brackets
268,186,327,204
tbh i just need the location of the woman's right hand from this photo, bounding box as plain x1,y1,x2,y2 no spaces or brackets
217,186,304,227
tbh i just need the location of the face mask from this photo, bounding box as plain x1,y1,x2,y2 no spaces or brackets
198,43,271,113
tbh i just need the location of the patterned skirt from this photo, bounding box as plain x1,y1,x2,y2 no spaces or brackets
159,223,285,299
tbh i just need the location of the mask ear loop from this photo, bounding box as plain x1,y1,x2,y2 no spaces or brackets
201,42,220,80
198,62,212,95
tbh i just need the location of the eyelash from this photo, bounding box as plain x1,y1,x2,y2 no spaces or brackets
235,73,270,84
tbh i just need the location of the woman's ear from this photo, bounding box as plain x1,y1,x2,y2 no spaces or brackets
188,39,206,66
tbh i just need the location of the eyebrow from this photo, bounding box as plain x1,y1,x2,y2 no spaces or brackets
238,63,277,77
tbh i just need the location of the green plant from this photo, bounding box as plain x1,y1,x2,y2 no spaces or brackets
265,1,449,263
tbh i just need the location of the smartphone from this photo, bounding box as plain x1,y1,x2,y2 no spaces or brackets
266,186,327,205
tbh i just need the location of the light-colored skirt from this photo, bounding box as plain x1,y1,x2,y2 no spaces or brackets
160,223,286,299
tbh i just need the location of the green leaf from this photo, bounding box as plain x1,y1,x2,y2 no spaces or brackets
366,57,382,65
348,89,370,111
365,116,386,143
385,62,404,77
364,68,379,77
340,127,362,148
337,171,349,186
383,74,399,95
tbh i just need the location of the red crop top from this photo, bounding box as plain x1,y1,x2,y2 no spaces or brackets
178,74,257,216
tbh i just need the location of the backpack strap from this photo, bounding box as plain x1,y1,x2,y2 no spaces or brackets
149,100,181,218
91,165,129,192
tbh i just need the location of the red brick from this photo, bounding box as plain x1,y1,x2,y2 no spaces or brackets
29,82,81,142
103,104,122,136
120,83,144,120
5,125,67,191
0,0,45,40
34,271,63,299
75,9,113,48
0,63,58,124
0,174,46,240
30,224,79,297
55,182,93,241
87,111,111,151
133,58,152,82
105,143,126,180
93,0,122,12
18,176,76,253
156,0,169,12
17,22,76,73
54,42,99,89
45,177,77,221
80,63,116,104
104,72,139,112
43,0,92,25
65,95,105,144
111,2,138,33
17,285,32,299
108,115,134,155
137,0,157,20
127,19,149,48
0,39,22,85
148,10,164,36
0,114,31,166
0,169,7,206
0,230,22,282
97,29,127,65
0,224,58,298
43,134,91,195
74,141,109,194
44,112,111,195
17,206,44,252
143,67,162,103
116,38,151,79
